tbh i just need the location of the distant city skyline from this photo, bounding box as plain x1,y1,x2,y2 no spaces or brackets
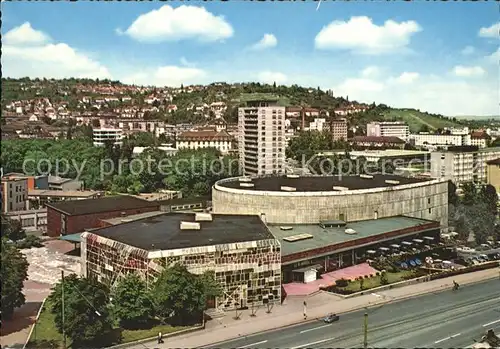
1,2,498,116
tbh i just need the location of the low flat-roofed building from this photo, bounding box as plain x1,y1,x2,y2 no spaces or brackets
81,212,281,311
46,195,160,237
48,175,84,191
268,215,440,282
323,149,430,167
351,136,406,149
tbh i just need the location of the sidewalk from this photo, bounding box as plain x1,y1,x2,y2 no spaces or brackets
125,268,499,349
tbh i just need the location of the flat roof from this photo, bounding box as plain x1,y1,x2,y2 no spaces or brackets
324,150,430,157
101,211,165,225
90,213,274,251
28,189,101,198
218,174,431,192
268,216,437,257
47,195,159,216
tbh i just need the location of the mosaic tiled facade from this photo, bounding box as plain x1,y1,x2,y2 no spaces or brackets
81,232,281,310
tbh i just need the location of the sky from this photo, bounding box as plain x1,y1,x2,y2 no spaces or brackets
1,2,499,116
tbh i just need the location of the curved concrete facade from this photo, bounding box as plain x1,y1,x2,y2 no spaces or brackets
212,176,448,227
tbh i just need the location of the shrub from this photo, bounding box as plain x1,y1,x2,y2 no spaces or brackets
16,235,43,249
380,271,389,285
335,278,349,287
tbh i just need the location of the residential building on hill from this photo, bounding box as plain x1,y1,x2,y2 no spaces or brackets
367,121,410,142
470,131,491,148
93,127,124,147
238,100,286,176
308,118,327,132
176,129,234,154
330,118,348,141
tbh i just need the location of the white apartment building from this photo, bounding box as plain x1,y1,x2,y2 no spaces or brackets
410,133,471,149
367,121,410,142
176,130,234,155
308,118,327,132
238,100,286,176
1,177,28,213
430,146,500,185
93,128,124,147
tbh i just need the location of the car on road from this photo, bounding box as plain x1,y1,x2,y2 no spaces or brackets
323,313,340,323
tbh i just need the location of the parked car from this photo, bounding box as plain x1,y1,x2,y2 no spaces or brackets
323,313,340,323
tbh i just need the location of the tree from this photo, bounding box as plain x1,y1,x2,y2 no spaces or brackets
419,124,430,133
152,264,205,325
1,215,27,241
111,273,154,329
49,274,113,347
1,239,29,319
461,182,477,206
480,184,498,217
198,270,223,309
448,181,458,207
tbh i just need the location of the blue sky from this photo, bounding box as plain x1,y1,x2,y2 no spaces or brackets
2,2,498,116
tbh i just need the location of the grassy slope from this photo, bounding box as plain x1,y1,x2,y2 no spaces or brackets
381,109,462,133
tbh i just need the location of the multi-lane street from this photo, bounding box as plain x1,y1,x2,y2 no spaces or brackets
210,279,500,349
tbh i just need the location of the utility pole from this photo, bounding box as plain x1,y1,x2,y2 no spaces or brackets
363,312,368,349
61,270,67,349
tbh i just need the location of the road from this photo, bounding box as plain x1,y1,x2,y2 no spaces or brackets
210,279,500,349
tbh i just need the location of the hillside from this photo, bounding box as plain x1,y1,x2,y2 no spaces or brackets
381,109,462,133
1,78,464,132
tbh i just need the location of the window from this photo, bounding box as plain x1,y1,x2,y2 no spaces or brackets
427,198,431,205
428,208,432,214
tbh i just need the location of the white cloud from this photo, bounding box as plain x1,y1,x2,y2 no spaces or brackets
486,48,500,63
180,57,196,68
452,65,485,78
461,46,475,55
337,78,385,92
361,66,381,78
332,70,496,116
479,22,500,38
314,16,421,54
122,65,207,87
3,22,51,46
257,71,287,84
251,34,278,50
2,24,110,79
389,72,419,84
121,5,234,43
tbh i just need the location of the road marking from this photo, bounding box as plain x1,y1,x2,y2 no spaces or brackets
237,340,268,348
434,333,461,344
300,324,331,334
290,337,335,349
483,319,500,327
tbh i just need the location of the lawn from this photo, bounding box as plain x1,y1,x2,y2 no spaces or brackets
381,109,461,133
342,271,415,292
28,300,194,349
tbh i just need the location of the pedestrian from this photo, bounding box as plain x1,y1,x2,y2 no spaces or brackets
158,331,164,344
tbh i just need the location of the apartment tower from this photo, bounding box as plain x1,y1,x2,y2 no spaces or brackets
238,99,286,176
